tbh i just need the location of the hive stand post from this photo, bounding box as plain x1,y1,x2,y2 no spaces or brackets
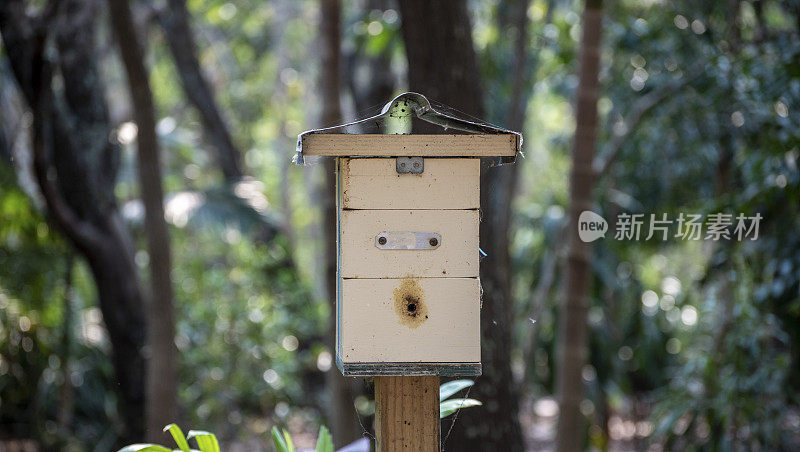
373,97,440,451
375,376,439,452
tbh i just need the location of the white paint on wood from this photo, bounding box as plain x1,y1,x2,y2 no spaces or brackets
341,158,479,209
340,278,480,363
340,210,479,278
302,133,517,157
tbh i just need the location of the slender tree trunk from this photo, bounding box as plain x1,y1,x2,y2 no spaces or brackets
84,217,148,444
706,111,736,448
109,0,178,441
58,256,75,432
0,0,148,443
159,0,244,182
398,1,524,449
506,0,535,133
555,1,603,450
0,126,9,164
319,0,362,447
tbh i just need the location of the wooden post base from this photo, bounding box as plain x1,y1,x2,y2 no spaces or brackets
374,376,439,452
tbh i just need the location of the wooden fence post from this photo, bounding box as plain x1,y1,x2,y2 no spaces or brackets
375,376,439,451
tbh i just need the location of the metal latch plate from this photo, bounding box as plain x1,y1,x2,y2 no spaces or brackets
375,232,441,250
396,157,424,174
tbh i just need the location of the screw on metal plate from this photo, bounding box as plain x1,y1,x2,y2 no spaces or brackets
375,232,441,250
396,157,424,174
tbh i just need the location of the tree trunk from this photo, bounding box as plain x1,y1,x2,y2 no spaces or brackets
506,0,536,133
108,0,178,441
398,1,482,127
398,1,524,450
159,0,244,182
58,256,75,432
344,0,396,118
82,218,148,442
555,1,603,450
319,0,362,447
0,0,147,443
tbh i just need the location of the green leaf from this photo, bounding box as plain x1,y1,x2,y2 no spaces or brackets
439,398,482,418
187,430,220,452
163,424,191,452
283,430,295,452
271,427,293,452
117,445,173,452
439,379,475,401
315,425,333,452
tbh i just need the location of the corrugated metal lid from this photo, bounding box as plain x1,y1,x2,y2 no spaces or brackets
294,92,523,165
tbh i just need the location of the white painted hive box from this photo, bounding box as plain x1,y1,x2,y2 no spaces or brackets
302,133,517,376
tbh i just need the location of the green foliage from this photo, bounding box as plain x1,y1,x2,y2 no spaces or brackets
590,0,800,447
439,379,482,418
117,424,220,452
187,430,221,452
315,426,333,452
438,379,475,400
117,446,172,452
164,424,192,452
439,399,483,419
171,229,324,433
271,425,333,452
270,427,295,452
503,0,800,448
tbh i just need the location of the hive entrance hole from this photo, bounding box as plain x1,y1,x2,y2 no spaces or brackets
405,296,418,315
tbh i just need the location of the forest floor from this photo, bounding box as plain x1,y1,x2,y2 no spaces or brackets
519,396,643,452
0,398,658,451
222,395,645,451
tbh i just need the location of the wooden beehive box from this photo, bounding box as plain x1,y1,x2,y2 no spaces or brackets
295,92,521,376
300,133,517,376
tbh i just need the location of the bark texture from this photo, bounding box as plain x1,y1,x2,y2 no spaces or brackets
319,0,362,447
398,1,524,449
0,0,146,443
506,0,535,133
399,0,482,132
108,0,178,441
159,0,244,182
555,1,604,450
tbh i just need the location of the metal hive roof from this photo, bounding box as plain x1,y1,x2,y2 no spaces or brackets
294,92,523,165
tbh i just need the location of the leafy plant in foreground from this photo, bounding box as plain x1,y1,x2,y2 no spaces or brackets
271,379,483,450
118,424,219,452
438,379,482,418
272,425,333,452
119,380,481,451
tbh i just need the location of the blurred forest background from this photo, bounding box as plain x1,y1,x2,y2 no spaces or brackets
1,0,799,450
